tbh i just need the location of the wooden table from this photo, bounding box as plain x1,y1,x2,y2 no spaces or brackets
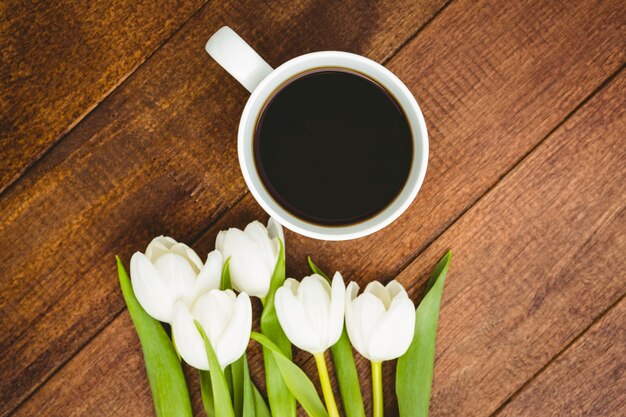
1,1,624,416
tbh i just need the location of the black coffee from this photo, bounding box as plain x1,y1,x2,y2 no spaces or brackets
254,69,412,226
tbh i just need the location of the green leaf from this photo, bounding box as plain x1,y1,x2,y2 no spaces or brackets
200,370,215,417
307,256,329,279
241,355,256,417
225,365,234,404
195,320,235,417
260,239,296,417
252,384,271,417
221,257,232,291
231,355,244,417
116,257,193,417
396,250,452,417
308,257,366,417
220,257,239,414
251,332,329,417
330,330,365,417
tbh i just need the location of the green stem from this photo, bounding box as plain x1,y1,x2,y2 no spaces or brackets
371,361,383,417
314,352,340,417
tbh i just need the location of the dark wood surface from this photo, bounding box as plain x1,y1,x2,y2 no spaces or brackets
0,0,208,193
1,1,624,416
496,296,626,417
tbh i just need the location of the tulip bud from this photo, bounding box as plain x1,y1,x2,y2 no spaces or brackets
130,236,222,323
172,289,252,370
275,272,346,354
216,218,284,298
345,280,415,362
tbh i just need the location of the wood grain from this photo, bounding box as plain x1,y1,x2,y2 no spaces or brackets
0,0,208,193
378,69,626,416
10,1,626,416
12,311,160,416
496,296,626,417
0,0,447,414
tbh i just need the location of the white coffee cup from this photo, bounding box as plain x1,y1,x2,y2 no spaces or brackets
206,26,428,241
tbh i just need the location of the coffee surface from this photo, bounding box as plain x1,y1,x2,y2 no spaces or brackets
254,69,413,226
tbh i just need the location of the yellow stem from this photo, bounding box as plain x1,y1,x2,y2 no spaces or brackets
314,352,340,417
372,361,383,417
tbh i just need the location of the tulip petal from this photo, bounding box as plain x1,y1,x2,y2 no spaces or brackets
386,280,409,301
244,221,277,269
283,278,300,294
145,236,177,262
215,230,226,252
328,272,346,347
130,252,175,322
172,301,209,370
367,298,416,361
193,289,236,344
364,281,392,309
275,285,320,353
346,281,360,302
192,250,223,302
345,282,367,358
153,253,197,303
215,293,252,368
223,229,272,297
266,217,284,244
351,292,386,360
298,275,331,348
170,242,204,274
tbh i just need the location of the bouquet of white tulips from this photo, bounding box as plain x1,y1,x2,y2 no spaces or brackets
116,218,451,417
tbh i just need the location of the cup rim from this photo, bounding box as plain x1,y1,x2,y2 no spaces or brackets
237,51,428,241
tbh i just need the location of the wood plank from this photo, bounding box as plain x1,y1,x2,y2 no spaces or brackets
377,70,626,416
496,296,626,417
0,0,448,414
0,0,207,192
10,312,157,417
12,1,626,416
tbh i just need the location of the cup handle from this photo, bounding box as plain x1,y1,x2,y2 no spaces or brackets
205,26,274,93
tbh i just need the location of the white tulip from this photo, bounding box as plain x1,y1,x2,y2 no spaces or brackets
172,289,252,370
275,272,346,354
345,280,416,362
130,236,223,323
275,272,345,417
216,218,284,298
